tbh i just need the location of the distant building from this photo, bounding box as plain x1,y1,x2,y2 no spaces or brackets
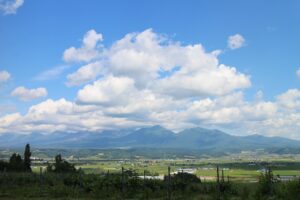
31,157,43,161
173,168,196,174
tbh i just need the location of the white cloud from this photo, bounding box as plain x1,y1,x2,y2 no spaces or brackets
3,29,300,139
11,86,47,101
0,113,21,133
0,98,145,134
297,68,300,79
155,64,250,98
63,29,103,63
66,29,251,96
77,76,136,105
2,88,300,139
0,70,10,82
277,89,300,110
77,75,183,120
0,0,24,15
228,34,245,50
186,92,277,125
34,65,69,81
66,62,102,86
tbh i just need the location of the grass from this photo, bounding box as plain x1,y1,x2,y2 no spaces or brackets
71,161,300,183
29,155,300,183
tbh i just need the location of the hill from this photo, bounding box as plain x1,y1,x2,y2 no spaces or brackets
0,126,299,153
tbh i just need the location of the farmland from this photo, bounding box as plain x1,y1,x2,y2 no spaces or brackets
2,147,300,199
20,148,300,183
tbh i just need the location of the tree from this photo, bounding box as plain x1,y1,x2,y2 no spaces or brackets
55,154,63,164
165,172,201,192
255,167,276,198
23,143,31,172
47,154,77,173
9,153,23,171
0,160,9,172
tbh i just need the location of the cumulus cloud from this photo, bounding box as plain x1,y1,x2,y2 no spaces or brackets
1,88,300,139
76,76,182,120
186,92,277,125
11,86,47,101
77,76,136,105
228,34,245,49
66,29,251,97
63,29,103,63
0,0,24,15
66,62,102,86
0,98,145,134
2,29,300,139
277,89,300,110
0,70,10,82
156,64,250,98
0,113,21,133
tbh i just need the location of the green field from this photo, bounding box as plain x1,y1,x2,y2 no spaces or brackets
3,148,300,199
30,159,300,183
4,147,300,182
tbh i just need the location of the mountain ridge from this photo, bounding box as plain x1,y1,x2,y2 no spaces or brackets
0,126,299,153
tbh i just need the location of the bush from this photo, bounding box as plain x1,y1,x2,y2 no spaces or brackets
47,154,77,173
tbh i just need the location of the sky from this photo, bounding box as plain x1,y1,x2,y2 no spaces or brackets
0,0,300,139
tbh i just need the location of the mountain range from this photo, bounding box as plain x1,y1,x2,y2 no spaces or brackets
0,126,299,153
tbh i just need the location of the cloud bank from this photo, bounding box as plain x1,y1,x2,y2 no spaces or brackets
1,29,300,139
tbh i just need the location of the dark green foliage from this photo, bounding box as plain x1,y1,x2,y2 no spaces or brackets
1,170,300,199
254,168,277,199
2,144,300,199
23,143,31,172
166,172,201,192
0,144,32,172
0,160,9,171
47,154,77,173
9,153,24,171
276,178,300,200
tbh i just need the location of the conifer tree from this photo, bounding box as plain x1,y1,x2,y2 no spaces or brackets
24,143,32,172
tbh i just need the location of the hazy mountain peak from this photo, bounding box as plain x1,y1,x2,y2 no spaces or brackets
0,127,300,152
140,125,166,131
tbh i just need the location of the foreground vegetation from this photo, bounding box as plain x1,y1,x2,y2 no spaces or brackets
1,168,300,199
1,144,300,199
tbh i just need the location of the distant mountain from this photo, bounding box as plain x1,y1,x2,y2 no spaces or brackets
0,126,299,153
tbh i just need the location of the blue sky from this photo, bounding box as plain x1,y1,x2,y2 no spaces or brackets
0,0,300,139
